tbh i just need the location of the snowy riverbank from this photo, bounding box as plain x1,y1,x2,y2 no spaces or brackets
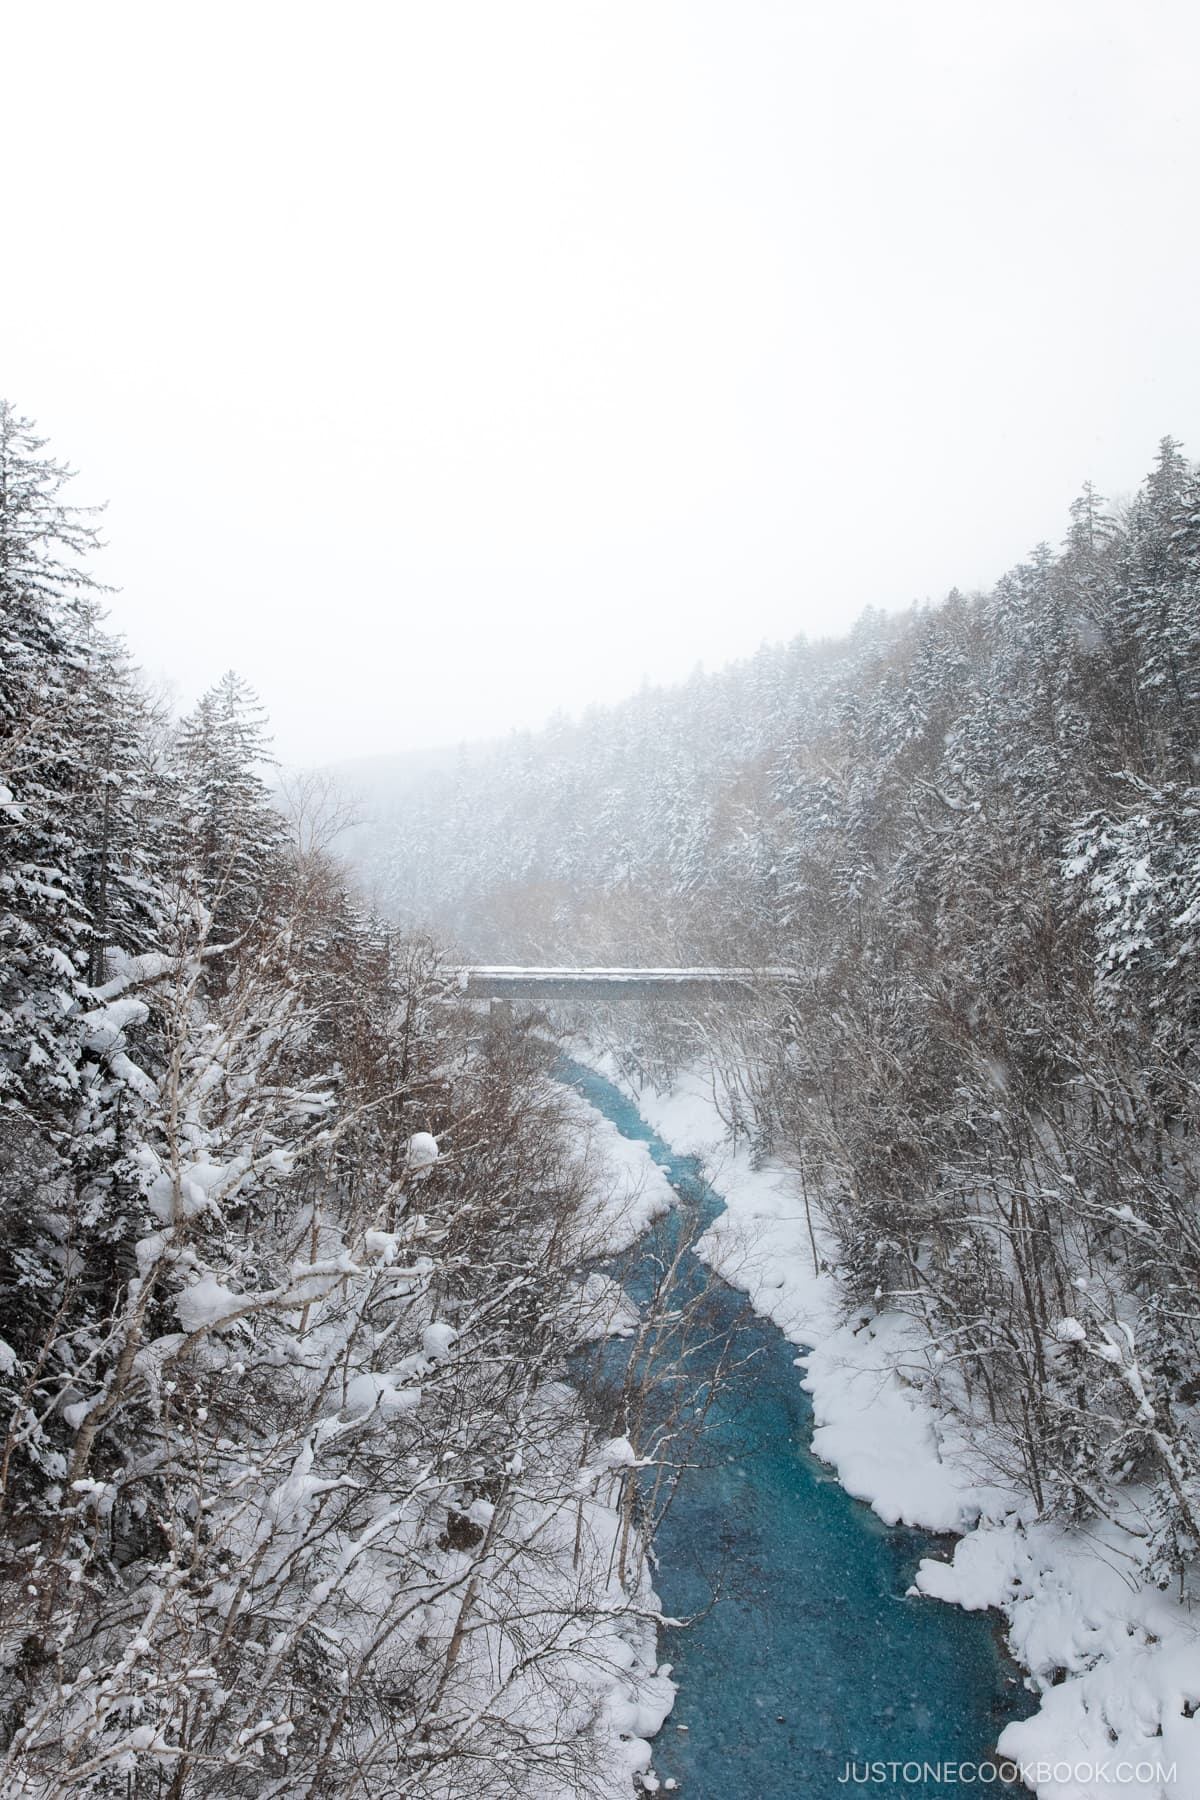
573,1052,1198,1800
560,1082,680,1793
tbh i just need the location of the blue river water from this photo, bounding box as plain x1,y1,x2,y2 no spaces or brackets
561,1058,1032,1800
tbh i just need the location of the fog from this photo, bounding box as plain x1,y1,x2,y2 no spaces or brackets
5,0,1198,763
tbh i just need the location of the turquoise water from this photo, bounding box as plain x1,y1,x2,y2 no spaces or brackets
561,1058,1031,1799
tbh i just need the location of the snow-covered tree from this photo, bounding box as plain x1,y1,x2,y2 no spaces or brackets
169,670,286,945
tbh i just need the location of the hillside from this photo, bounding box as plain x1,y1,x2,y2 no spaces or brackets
349,442,1200,1775
346,444,1200,980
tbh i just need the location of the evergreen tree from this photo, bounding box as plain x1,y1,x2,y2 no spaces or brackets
170,669,286,942
0,402,105,1110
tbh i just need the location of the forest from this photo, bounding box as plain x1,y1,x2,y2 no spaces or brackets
350,440,1200,1599
3,395,1199,1795
0,402,674,1797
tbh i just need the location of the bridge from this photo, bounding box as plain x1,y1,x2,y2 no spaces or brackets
457,966,797,1001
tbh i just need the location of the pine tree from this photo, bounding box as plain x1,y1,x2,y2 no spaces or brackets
170,669,286,943
0,403,134,1514
0,401,106,1110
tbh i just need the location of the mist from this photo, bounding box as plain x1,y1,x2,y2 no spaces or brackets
5,0,1199,762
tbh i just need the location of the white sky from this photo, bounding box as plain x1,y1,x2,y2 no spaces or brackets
5,1,1199,764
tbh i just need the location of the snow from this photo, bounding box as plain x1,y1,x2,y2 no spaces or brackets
175,1273,243,1333
572,1271,640,1341
560,1086,675,1256
339,1370,422,1416
363,1228,402,1264
80,995,149,1041
135,1232,165,1277
579,1051,1200,1800
78,995,158,1099
406,1129,440,1173
460,965,798,982
547,1080,683,1789
421,1321,458,1361
594,1057,987,1529
918,1519,1200,1800
574,1436,656,1493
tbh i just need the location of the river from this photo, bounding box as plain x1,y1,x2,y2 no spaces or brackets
561,1057,1032,1799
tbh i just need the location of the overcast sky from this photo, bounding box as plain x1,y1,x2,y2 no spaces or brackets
6,1,1199,765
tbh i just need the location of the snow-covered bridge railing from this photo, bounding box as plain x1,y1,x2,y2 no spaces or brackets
457,966,798,1001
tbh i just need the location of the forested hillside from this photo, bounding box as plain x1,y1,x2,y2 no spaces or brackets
0,403,670,1797
349,444,1199,973
353,441,1200,1594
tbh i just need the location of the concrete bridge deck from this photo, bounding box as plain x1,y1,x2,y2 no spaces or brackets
458,966,797,1001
